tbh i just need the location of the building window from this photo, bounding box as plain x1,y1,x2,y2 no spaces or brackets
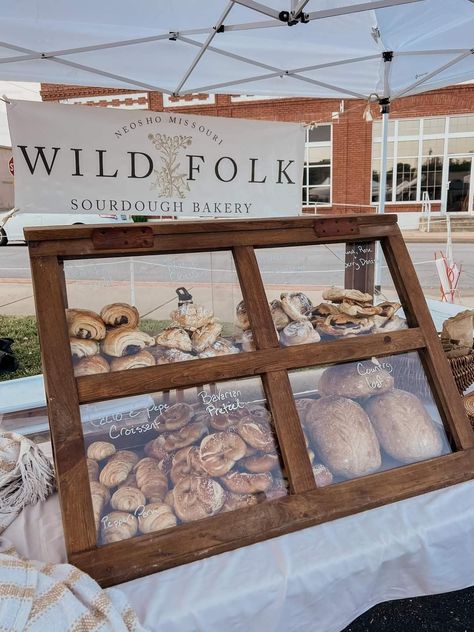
302,125,331,206
371,114,474,206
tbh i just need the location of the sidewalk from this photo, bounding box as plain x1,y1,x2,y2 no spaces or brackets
402,230,474,243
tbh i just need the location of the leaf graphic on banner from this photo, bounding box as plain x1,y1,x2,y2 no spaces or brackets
148,133,192,198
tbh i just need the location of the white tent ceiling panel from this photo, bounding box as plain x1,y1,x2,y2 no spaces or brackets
0,1,473,100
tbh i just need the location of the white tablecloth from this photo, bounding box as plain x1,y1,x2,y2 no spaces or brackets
5,479,474,632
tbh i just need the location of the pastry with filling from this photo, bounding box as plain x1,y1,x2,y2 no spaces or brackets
100,303,140,329
66,309,106,340
74,355,110,376
155,327,193,353
110,350,155,371
101,328,155,357
70,337,99,360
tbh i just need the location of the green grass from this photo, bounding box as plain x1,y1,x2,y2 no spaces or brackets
0,315,42,381
0,316,237,382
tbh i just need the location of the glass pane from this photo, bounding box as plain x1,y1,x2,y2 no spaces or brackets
397,119,420,136
420,156,443,201
82,377,287,545
308,146,331,164
308,166,330,186
307,185,330,204
397,140,419,157
372,142,381,160
448,137,474,154
447,158,471,213
423,117,446,135
449,115,474,134
372,121,382,140
64,251,250,376
289,351,452,486
395,159,418,201
422,138,444,155
255,240,405,348
308,125,331,142
372,160,394,202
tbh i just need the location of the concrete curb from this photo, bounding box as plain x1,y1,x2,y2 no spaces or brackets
402,232,474,243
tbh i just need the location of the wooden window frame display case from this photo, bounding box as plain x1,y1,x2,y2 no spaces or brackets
25,215,474,587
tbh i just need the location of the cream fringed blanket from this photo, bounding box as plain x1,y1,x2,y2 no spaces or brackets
0,432,147,631
0,539,146,631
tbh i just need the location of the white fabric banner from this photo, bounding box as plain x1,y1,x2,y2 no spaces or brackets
7,100,305,217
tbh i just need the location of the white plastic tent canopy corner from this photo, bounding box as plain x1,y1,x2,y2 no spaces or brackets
0,0,473,102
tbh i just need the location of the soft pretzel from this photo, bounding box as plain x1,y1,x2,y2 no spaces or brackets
160,403,194,431
209,408,249,431
236,418,276,452
241,452,279,473
222,492,262,512
144,436,168,461
173,476,225,522
199,432,247,477
164,422,208,452
170,446,207,485
100,303,140,329
66,309,106,341
220,471,273,494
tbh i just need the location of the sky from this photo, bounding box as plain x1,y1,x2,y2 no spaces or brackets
0,81,41,147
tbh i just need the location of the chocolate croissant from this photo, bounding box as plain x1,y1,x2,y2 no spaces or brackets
70,337,99,360
110,350,156,371
100,303,140,328
66,309,106,340
74,355,110,377
101,328,155,357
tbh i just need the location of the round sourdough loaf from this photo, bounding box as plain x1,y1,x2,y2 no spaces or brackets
318,361,394,398
364,389,443,463
305,396,381,478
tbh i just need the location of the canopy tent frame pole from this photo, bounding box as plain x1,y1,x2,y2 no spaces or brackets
374,51,393,293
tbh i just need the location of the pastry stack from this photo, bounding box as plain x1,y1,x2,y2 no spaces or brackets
296,359,446,485
308,288,406,338
68,299,241,376
153,301,239,363
85,399,332,544
68,303,156,376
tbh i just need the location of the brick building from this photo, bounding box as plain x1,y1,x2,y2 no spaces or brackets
41,83,474,218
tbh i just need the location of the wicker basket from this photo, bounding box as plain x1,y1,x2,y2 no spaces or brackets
462,393,474,429
389,351,474,398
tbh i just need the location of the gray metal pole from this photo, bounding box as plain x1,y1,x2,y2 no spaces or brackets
375,98,390,292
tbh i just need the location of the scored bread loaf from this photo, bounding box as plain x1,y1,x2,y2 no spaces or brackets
318,360,394,398
304,395,381,478
364,389,444,463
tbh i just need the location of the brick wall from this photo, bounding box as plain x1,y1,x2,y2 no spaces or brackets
40,83,474,215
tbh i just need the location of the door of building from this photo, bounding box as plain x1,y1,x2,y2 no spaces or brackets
446,157,472,213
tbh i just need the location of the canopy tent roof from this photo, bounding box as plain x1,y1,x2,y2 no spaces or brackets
0,0,473,102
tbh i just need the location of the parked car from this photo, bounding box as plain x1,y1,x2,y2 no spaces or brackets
0,211,129,245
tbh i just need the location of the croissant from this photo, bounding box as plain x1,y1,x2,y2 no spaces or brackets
74,355,110,377
87,458,99,481
110,350,156,371
89,481,110,532
99,450,139,487
100,303,139,328
137,502,177,534
70,337,99,360
101,511,138,544
169,303,213,331
134,457,168,501
155,327,193,353
66,309,106,340
87,441,116,461
110,486,146,512
101,328,155,358
191,321,222,353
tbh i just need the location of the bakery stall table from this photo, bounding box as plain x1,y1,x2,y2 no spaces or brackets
5,469,474,632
